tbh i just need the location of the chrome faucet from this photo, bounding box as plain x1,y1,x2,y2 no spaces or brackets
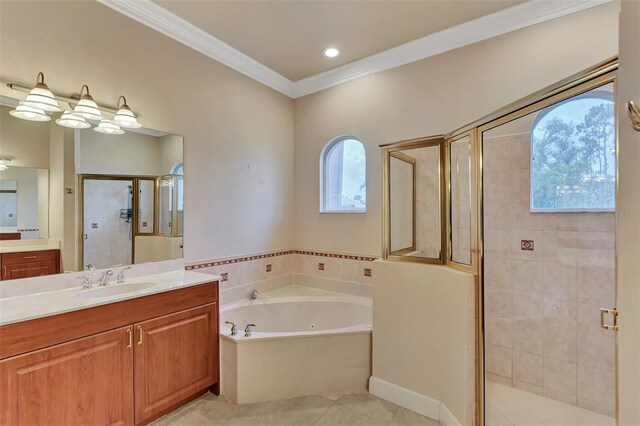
116,267,131,284
249,289,258,300
225,321,238,336
78,275,92,290
244,323,256,337
98,270,114,287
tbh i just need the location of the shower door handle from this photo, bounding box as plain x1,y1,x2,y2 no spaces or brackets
600,307,619,331
628,101,640,131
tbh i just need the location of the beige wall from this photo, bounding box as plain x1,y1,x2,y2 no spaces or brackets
78,129,169,176
159,134,184,175
372,261,475,424
0,104,50,169
0,0,294,261
293,2,619,256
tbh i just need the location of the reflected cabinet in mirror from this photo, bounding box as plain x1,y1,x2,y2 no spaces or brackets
0,99,184,279
383,137,446,263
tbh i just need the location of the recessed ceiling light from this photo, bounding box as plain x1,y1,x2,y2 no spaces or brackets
323,47,341,58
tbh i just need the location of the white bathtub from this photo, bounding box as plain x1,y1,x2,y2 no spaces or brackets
219,284,372,403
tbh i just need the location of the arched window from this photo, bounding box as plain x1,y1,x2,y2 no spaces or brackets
170,163,184,176
320,136,366,212
531,84,615,211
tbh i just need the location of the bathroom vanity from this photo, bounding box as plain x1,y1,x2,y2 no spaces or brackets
0,249,60,280
0,270,220,426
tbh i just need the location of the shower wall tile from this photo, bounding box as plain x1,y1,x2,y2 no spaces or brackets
577,332,615,372
543,358,577,396
486,344,512,379
513,350,542,386
483,133,615,416
577,364,615,417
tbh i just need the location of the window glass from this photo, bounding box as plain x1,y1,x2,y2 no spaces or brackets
322,138,366,212
531,84,615,211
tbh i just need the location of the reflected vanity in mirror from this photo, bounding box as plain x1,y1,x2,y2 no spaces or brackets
383,137,446,263
0,97,184,279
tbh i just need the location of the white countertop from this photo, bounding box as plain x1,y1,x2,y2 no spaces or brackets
0,269,219,326
0,239,61,254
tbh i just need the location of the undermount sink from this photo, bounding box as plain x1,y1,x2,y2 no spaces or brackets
73,282,157,299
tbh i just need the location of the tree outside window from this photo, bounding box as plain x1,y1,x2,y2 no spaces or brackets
531,85,615,211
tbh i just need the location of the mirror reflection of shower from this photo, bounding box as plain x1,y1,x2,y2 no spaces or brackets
120,184,133,241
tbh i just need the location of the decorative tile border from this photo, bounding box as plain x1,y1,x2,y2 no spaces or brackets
185,249,378,270
17,228,38,232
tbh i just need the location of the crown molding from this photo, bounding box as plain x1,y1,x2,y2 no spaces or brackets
98,0,612,100
292,0,613,97
96,0,296,97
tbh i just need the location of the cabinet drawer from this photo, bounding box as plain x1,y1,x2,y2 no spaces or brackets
1,261,59,280
1,250,58,265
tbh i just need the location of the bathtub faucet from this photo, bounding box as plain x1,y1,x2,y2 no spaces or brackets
244,323,256,337
225,321,238,336
249,289,258,300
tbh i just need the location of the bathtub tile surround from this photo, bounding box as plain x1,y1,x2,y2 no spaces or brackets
151,391,440,426
483,133,616,417
186,248,377,305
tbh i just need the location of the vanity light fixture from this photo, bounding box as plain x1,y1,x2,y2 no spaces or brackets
21,72,61,112
73,85,102,122
94,119,124,135
55,110,91,129
323,47,341,58
9,104,51,122
113,96,141,128
0,159,9,171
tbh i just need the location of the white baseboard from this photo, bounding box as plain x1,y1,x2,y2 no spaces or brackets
368,377,462,426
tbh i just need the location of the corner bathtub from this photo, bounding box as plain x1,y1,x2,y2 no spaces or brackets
219,286,372,403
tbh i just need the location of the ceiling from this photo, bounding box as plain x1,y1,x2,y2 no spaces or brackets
153,0,524,82
100,0,612,97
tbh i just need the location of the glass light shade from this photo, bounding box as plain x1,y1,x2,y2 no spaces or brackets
9,104,51,122
94,119,124,135
55,110,91,129
73,96,102,121
22,85,61,112
113,105,141,128
0,160,8,171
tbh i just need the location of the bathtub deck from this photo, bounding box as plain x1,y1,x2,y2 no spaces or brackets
151,391,439,426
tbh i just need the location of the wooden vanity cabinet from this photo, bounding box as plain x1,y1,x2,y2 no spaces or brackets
0,326,134,426
0,250,61,280
134,304,217,423
0,282,219,426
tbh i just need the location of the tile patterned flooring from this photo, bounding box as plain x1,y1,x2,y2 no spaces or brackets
152,391,440,426
486,382,616,426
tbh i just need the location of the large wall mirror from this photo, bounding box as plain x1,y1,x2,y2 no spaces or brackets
0,97,184,278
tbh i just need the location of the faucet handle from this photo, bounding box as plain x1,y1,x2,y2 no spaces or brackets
77,275,92,289
225,321,238,336
85,264,95,271
116,266,132,283
244,323,256,337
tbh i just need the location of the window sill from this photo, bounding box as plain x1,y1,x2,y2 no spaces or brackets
319,210,367,214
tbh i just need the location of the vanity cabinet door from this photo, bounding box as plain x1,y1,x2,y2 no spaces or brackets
133,303,217,423
1,261,58,280
0,326,134,426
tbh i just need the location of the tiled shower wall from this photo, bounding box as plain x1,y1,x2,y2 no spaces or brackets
483,133,616,417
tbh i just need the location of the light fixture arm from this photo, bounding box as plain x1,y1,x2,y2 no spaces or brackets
36,72,45,85
5,82,133,115
117,95,128,109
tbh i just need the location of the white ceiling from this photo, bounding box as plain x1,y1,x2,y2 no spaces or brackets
153,0,524,82
98,0,613,98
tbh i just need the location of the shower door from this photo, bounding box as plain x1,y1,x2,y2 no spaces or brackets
481,74,617,426
82,177,134,270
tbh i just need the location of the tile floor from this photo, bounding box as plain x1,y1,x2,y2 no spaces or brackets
486,382,616,426
151,391,440,426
